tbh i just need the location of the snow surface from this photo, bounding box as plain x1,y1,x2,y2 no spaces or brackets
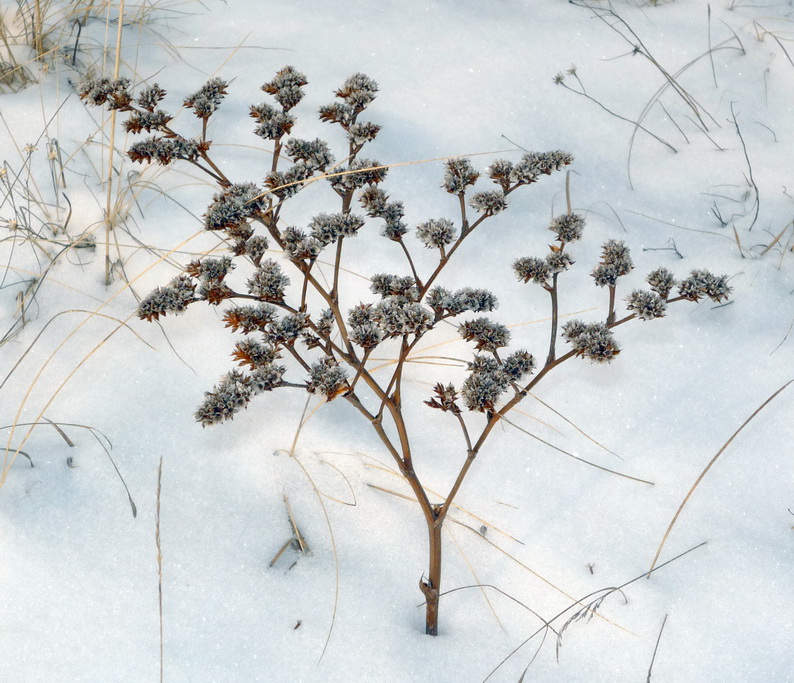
1,1,793,681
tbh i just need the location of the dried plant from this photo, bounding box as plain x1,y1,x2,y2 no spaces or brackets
79,67,732,636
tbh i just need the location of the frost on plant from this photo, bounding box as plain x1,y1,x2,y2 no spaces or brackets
81,67,732,638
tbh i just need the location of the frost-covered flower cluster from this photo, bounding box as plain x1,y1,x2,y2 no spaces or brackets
309,212,365,245
183,78,228,119
458,317,511,352
562,320,620,363
442,158,479,195
625,290,667,320
487,151,574,191
359,187,407,239
514,256,551,286
246,259,290,302
677,269,731,302
186,256,235,304
319,73,379,127
329,157,387,193
469,190,508,216
416,218,457,249
308,357,348,399
591,239,634,288
647,267,676,299
426,287,497,316
549,213,585,243
137,274,196,321
459,349,535,412
261,65,307,110
128,136,205,165
76,76,132,109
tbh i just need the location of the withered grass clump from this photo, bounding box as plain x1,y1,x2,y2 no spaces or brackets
79,66,731,636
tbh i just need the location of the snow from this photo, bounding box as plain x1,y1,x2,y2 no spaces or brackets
1,1,793,681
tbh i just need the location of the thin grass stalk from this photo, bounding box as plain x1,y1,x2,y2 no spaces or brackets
104,0,125,285
156,456,164,683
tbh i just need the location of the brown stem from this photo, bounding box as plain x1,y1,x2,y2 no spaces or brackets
545,276,559,365
421,516,443,636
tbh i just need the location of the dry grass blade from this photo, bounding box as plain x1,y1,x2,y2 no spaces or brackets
485,542,707,682
283,493,308,555
501,415,653,485
528,393,621,458
42,415,74,446
759,219,792,256
646,613,668,683
156,455,164,683
445,523,504,631
648,379,793,574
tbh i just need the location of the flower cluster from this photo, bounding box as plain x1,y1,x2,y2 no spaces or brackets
183,78,228,119
459,349,535,412
186,256,235,305
136,84,167,111
137,274,196,321
329,157,387,194
442,158,479,195
370,273,420,301
319,73,379,127
128,136,206,165
76,76,132,109
309,212,366,245
647,267,676,299
562,320,620,363
469,190,508,216
625,290,667,320
261,65,307,110
359,187,407,240
591,239,633,288
246,259,290,302
549,213,585,243
514,256,551,286
487,151,574,191
426,287,497,316
308,357,348,399
458,317,511,352
250,102,295,140
424,383,462,413
677,269,731,303
416,218,457,249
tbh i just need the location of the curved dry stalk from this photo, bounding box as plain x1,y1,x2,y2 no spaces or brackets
500,415,653,485
648,379,793,574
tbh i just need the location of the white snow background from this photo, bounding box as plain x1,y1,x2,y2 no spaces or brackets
1,1,793,681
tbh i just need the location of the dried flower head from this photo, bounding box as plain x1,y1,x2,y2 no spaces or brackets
442,158,479,195
195,370,252,426
425,383,461,413
549,213,585,243
677,269,731,303
626,290,667,320
469,191,508,216
514,256,551,286
562,320,620,363
309,212,365,245
307,357,348,399
416,218,457,249
647,267,676,300
137,274,196,321
184,77,228,119
458,317,511,351
461,356,509,412
261,65,307,110
247,259,290,302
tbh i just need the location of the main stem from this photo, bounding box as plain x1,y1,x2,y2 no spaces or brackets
422,513,443,636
